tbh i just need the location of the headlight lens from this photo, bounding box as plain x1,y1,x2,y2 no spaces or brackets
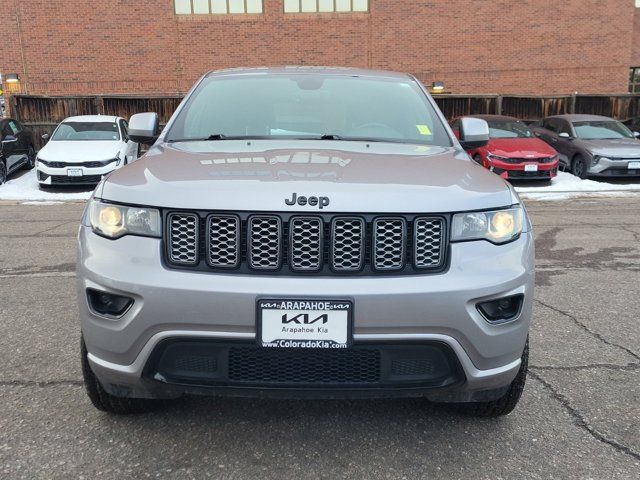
88,199,161,239
592,156,608,166
452,206,523,244
487,153,510,162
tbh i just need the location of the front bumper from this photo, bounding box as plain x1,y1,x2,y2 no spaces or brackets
78,226,534,401
489,159,559,180
37,163,118,185
589,158,640,177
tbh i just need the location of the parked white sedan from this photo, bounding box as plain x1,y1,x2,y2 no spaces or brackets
36,115,139,188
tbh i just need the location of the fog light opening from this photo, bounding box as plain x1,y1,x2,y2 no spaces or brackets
87,288,133,318
477,294,524,324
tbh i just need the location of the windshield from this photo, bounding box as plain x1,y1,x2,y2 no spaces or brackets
52,122,120,141
487,120,533,139
573,121,634,140
166,74,452,146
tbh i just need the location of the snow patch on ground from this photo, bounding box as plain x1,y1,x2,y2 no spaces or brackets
514,171,640,194
0,170,93,202
514,171,640,201
519,191,639,201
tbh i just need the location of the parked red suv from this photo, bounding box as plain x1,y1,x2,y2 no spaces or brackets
451,115,559,182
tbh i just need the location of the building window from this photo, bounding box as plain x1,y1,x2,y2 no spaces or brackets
174,0,263,14
284,0,368,13
631,67,640,93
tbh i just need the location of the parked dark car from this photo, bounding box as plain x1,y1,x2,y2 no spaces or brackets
531,114,640,179
623,117,640,134
0,118,36,185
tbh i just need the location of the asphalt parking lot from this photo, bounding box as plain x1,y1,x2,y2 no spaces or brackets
1,196,639,479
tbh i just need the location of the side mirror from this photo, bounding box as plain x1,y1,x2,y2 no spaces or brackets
41,133,50,142
558,132,572,139
634,131,640,138
458,117,489,150
2,134,17,143
128,112,159,145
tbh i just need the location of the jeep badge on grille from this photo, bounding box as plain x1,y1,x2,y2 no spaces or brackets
285,193,330,209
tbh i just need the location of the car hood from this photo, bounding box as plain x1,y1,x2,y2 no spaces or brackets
579,138,640,157
99,140,515,213
38,141,121,162
487,138,556,158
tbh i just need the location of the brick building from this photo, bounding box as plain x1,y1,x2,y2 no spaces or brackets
631,3,640,92
1,0,639,107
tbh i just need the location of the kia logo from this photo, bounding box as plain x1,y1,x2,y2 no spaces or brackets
285,193,330,209
281,313,329,324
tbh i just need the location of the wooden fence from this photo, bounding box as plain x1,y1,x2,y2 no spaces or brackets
9,93,640,150
9,95,182,149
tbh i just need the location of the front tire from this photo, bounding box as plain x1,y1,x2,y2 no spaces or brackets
81,336,164,414
571,155,589,179
24,146,36,170
454,339,528,417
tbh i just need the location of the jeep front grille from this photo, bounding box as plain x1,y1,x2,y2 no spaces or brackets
248,216,282,270
167,213,199,265
206,215,240,268
290,217,323,271
331,218,365,272
164,212,447,275
373,218,406,271
414,218,444,268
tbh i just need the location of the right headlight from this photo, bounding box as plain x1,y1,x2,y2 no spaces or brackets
87,198,161,239
451,206,523,244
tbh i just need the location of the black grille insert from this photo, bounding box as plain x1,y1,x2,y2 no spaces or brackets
228,346,380,384
50,175,102,184
146,341,463,390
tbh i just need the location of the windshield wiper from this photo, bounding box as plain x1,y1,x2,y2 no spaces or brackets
167,135,271,143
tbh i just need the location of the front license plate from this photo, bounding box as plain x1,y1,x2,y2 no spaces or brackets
628,161,640,170
67,168,83,177
524,164,538,172
258,299,352,349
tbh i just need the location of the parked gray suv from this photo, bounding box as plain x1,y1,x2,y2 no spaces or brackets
78,67,534,417
532,114,640,178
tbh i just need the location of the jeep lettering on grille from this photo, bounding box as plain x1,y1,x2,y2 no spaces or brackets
285,193,330,209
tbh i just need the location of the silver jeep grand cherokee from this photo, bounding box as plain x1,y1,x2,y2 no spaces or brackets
78,67,534,416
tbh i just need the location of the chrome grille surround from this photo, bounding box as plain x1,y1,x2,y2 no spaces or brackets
289,217,323,271
414,217,444,269
331,217,365,272
206,215,240,268
167,213,199,265
372,218,406,271
248,215,282,270
164,212,447,275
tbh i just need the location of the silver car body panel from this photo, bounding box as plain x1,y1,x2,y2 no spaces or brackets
99,142,514,213
78,224,534,397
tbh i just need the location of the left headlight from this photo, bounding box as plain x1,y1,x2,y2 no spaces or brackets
451,206,523,244
88,199,161,239
487,153,511,162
